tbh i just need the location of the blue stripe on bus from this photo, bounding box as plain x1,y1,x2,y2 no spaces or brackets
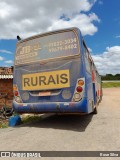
13,98,87,113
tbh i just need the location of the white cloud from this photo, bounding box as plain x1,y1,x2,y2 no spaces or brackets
0,56,4,61
4,60,13,64
92,46,120,75
115,35,120,38
0,50,13,54
0,2,15,19
0,0,99,39
48,13,100,36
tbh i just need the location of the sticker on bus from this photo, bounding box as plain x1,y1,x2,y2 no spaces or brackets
22,70,70,90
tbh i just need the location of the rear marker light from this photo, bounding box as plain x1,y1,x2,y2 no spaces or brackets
76,86,83,92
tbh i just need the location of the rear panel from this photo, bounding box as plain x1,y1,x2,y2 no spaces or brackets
14,58,81,103
13,28,87,113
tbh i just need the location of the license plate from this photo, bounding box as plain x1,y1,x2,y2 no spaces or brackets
39,92,51,96
22,70,70,90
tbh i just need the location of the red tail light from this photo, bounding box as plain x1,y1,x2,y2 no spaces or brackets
13,84,22,103
76,86,83,92
14,91,19,96
72,78,85,102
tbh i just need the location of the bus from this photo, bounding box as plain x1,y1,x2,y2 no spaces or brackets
13,27,102,115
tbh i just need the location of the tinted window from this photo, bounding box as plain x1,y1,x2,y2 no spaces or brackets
15,30,80,65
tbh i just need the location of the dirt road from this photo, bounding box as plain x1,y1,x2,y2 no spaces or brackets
0,88,120,160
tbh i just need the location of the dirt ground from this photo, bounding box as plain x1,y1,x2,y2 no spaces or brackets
0,88,120,160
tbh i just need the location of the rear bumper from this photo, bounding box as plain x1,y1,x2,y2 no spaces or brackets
13,98,88,114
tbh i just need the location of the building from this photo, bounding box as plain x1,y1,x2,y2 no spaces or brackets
0,67,13,109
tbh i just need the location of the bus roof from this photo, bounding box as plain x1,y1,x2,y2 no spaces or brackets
17,27,82,44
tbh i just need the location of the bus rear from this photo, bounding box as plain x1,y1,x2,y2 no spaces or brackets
13,28,87,114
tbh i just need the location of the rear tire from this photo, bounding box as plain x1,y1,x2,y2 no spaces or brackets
92,95,98,114
93,106,98,114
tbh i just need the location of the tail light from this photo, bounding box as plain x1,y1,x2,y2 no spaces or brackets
13,84,22,103
72,78,85,102
78,80,84,86
14,91,19,96
74,93,82,101
76,86,83,92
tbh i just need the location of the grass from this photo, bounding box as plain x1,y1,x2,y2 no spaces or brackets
102,82,120,88
0,114,42,128
0,119,9,128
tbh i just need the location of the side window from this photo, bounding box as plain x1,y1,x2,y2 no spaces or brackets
83,44,91,74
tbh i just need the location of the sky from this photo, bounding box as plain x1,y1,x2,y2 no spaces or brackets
0,0,120,75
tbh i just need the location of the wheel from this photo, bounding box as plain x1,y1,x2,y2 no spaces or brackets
92,95,98,114
93,106,98,114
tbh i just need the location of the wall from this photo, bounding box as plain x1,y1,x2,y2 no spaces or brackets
0,79,13,109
